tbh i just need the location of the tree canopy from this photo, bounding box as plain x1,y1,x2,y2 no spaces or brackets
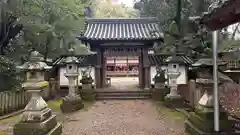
134,0,236,58
0,0,89,91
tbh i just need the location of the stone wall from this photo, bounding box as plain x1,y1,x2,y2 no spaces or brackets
59,67,95,86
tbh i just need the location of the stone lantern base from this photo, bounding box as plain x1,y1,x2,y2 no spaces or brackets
14,108,62,135
185,105,233,135
152,83,169,101
13,87,62,135
163,94,185,108
60,95,84,113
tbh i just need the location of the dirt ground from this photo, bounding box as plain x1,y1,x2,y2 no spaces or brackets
62,100,185,135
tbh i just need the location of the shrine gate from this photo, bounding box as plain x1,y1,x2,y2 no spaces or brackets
78,18,163,89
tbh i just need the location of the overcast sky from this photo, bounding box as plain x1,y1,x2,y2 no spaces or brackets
116,0,135,7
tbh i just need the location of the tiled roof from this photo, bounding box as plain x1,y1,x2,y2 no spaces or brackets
148,54,194,66
53,54,97,66
83,18,163,40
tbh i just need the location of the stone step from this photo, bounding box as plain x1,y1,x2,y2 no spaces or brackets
95,90,152,100
96,96,151,100
96,92,151,96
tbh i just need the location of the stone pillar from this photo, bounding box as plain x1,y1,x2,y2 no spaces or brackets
60,72,84,113
164,72,184,108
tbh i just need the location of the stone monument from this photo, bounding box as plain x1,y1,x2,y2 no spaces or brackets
60,48,84,113
164,55,185,108
13,51,62,135
185,58,233,135
152,67,169,101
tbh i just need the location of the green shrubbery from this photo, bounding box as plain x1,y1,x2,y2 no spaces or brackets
0,56,22,92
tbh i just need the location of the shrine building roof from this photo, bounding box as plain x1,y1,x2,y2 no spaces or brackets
148,54,194,66
80,18,163,41
53,54,97,66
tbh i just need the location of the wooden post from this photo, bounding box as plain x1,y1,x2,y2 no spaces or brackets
101,49,106,88
189,80,196,108
143,48,150,89
95,48,102,88
139,51,144,89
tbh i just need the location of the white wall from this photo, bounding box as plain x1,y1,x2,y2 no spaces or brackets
59,67,95,86
150,65,187,85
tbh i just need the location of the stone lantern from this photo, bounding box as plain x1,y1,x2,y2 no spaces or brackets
13,51,62,135
185,58,232,135
163,55,185,108
60,48,84,113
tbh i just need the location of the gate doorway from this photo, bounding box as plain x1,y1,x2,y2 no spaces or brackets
104,48,141,90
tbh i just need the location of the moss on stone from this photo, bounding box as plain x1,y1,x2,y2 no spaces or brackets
80,90,96,101
152,88,169,101
60,97,84,113
163,96,185,108
155,101,185,120
47,100,62,112
187,112,232,133
13,115,58,135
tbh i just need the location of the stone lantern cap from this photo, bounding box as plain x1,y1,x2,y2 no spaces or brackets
64,48,80,64
64,56,80,64
165,55,185,64
17,51,52,71
192,58,227,67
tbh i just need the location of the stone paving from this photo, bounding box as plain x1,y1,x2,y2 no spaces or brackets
62,100,185,135
108,77,140,91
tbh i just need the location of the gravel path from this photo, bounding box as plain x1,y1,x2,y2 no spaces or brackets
62,100,185,135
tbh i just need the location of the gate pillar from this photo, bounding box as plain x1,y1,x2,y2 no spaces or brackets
143,48,151,89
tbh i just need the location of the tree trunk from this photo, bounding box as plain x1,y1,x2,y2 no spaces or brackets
44,36,50,61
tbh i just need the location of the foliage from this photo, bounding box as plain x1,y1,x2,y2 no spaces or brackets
0,0,89,91
0,0,23,55
11,0,89,60
134,0,216,58
92,0,139,18
0,56,22,91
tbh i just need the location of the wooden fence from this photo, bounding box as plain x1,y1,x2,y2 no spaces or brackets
178,80,203,109
0,90,31,116
0,78,58,117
